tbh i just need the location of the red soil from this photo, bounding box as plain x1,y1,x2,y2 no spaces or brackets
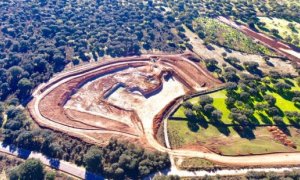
30,53,221,147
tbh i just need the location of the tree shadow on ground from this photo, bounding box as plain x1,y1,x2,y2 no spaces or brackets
284,79,295,87
278,90,294,101
48,158,60,169
253,93,264,102
233,126,255,140
195,113,209,129
273,33,283,40
211,120,230,136
266,85,275,92
85,171,104,180
266,61,274,67
259,113,273,125
259,26,270,32
276,121,291,136
295,103,300,109
248,68,264,77
249,115,260,126
289,119,300,129
186,112,210,132
228,62,244,71
187,121,199,132
17,149,31,159
275,105,285,117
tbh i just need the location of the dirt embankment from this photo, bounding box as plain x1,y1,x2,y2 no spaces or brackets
30,53,221,148
153,96,183,138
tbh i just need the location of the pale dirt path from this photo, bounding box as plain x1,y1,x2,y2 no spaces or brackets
3,141,300,180
0,142,103,180
165,162,300,177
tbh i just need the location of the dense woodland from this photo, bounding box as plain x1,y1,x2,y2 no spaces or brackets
0,0,187,102
0,0,299,102
163,0,300,26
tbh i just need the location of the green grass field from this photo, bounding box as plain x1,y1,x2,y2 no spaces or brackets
193,17,274,56
168,121,299,155
168,78,300,155
258,17,300,47
172,79,300,125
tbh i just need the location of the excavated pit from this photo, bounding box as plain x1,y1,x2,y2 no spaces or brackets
30,53,221,146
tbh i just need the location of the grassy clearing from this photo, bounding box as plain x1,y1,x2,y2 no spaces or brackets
210,91,231,124
168,121,298,155
258,17,300,47
168,78,300,155
171,79,300,125
193,17,274,56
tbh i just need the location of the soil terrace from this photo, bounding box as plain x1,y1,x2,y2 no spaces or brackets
28,53,221,147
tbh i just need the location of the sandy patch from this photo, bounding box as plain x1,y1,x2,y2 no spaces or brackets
107,77,186,130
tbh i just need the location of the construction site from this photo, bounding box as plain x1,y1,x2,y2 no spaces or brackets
28,53,221,147
26,51,300,170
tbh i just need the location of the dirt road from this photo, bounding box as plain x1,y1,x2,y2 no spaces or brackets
3,141,300,179
0,142,103,180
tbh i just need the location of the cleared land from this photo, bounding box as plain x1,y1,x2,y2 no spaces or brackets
27,52,300,168
193,17,274,56
168,122,300,155
218,17,300,64
258,17,300,47
28,53,220,147
183,25,298,76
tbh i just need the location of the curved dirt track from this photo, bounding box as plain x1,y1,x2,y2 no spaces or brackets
29,58,149,141
29,53,218,144
29,53,300,170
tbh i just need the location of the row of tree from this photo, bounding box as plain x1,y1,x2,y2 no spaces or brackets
84,139,170,179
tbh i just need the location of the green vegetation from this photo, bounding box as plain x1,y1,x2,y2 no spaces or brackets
9,159,45,180
175,157,218,171
0,104,170,179
258,17,300,47
84,139,170,179
193,18,274,56
0,0,299,178
168,122,299,155
0,0,189,103
172,78,300,125
164,0,300,24
1,0,299,104
169,61,300,155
